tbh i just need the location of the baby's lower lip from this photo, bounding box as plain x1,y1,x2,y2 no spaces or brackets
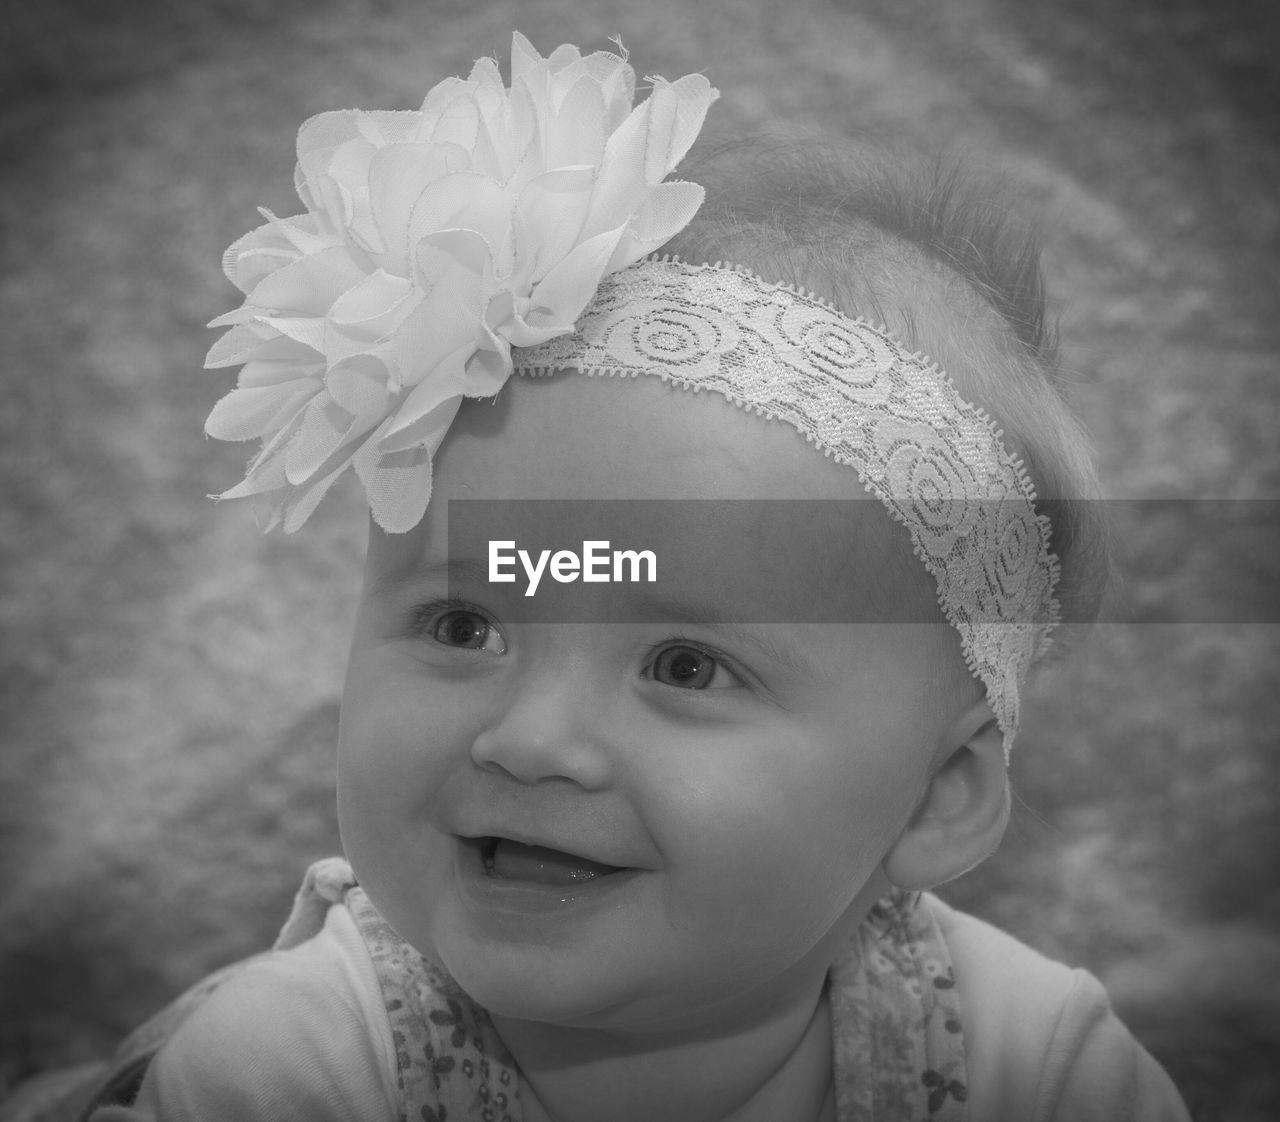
479,837,625,885
454,836,640,919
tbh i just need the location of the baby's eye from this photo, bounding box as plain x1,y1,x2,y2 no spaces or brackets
424,607,507,654
647,643,742,690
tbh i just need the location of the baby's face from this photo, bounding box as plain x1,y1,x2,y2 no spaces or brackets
338,373,972,1032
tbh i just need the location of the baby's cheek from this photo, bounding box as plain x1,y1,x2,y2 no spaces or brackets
336,696,455,946
710,763,902,916
339,692,444,823
662,781,844,923
336,713,400,871
338,673,420,842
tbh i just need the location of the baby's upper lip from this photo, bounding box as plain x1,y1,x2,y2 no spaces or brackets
457,825,632,869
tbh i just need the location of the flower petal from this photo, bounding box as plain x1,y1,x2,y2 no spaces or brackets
379,392,466,455
606,180,706,271
406,174,507,254
427,87,481,151
294,111,366,215
280,457,353,533
466,54,506,93
368,143,470,273
383,341,474,441
636,74,718,183
418,78,473,138
354,109,423,147
206,305,264,330
366,452,434,532
583,75,717,241
391,284,481,389
256,208,338,257
216,446,289,501
205,380,318,442
546,75,606,167
206,331,315,372
248,247,366,315
205,323,280,368
260,316,327,354
236,357,324,389
468,70,513,180
513,166,596,284
327,268,415,344
221,222,301,291
520,226,624,335
546,42,585,74
325,355,391,418
509,32,547,86
418,227,496,290
462,339,516,396
355,418,446,534
297,110,364,161
285,395,356,485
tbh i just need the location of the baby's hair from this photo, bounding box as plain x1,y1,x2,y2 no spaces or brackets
665,139,1110,644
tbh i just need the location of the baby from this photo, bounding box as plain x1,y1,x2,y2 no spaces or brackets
61,34,1187,1122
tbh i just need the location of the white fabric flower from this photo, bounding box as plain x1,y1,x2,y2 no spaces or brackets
205,33,717,531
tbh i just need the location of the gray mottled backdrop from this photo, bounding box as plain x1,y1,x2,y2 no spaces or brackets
2,1,1278,1119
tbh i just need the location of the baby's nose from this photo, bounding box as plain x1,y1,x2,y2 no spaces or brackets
469,664,613,789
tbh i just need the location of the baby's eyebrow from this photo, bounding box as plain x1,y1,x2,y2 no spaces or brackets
697,621,813,678
370,556,490,600
622,590,815,676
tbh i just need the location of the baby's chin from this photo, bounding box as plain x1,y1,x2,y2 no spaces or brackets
425,924,669,1032
434,950,760,1039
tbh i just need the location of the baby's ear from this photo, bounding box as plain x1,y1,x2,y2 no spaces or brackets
881,704,1009,891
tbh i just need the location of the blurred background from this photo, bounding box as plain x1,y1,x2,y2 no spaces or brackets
1,0,1277,1118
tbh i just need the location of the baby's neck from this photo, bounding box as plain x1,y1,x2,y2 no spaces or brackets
493,980,835,1122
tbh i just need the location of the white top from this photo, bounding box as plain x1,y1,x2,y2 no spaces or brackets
90,896,1190,1122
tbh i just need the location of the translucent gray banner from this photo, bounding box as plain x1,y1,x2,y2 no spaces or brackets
442,499,1280,624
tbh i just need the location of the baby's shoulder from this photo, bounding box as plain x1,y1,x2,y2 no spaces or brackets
924,892,1083,1015
87,900,399,1121
922,893,1190,1122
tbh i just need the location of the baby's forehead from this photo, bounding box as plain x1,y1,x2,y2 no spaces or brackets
391,373,942,625
438,370,863,502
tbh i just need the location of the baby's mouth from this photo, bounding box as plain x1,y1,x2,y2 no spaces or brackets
477,836,625,885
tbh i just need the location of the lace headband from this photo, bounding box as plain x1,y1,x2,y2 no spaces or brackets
515,259,1059,749
201,34,1058,752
